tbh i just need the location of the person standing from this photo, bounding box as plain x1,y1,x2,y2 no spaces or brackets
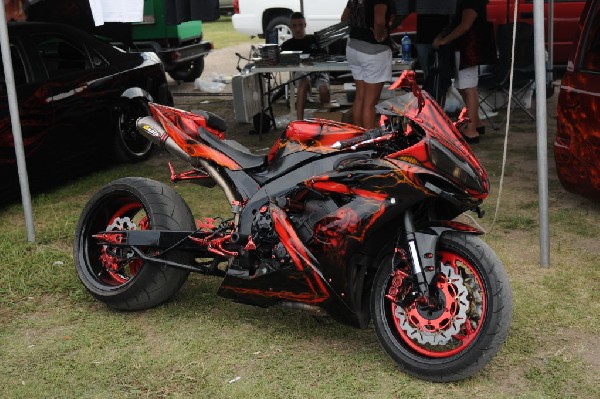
341,0,393,129
415,14,451,80
433,0,488,143
281,12,331,120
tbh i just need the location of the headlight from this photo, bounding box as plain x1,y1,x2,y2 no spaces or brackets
428,139,484,193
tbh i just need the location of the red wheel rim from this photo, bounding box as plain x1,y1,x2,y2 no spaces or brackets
388,250,487,358
98,201,149,286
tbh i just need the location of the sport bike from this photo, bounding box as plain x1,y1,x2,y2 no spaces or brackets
74,71,512,382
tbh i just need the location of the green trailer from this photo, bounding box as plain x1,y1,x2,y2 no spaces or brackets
131,0,214,82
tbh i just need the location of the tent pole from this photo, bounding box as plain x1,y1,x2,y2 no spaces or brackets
533,0,550,267
548,0,554,82
0,5,36,242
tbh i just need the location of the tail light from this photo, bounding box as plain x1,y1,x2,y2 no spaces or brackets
234,0,239,14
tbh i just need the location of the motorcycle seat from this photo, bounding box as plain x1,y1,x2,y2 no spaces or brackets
198,127,266,170
192,109,228,132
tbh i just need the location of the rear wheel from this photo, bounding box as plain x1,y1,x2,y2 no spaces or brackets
371,232,513,382
73,177,195,310
113,99,153,163
168,57,205,82
265,15,293,45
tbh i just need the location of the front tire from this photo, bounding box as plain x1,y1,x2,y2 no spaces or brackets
371,232,513,382
73,177,196,310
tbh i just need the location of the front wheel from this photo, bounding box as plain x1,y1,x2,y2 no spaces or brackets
371,232,513,382
73,177,196,310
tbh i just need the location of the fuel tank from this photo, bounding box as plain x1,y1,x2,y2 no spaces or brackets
267,119,365,164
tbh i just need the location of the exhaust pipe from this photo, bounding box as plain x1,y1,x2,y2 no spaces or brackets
135,116,239,225
136,116,199,166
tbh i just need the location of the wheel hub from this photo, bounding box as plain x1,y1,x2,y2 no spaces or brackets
393,263,469,345
100,216,139,273
415,289,446,320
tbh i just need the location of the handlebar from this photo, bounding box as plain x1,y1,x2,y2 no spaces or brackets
235,52,254,73
331,127,386,150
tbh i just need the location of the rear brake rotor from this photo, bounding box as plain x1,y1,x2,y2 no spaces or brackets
100,217,138,272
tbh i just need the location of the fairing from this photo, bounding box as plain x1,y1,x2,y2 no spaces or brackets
135,71,491,327
149,103,242,170
377,89,489,198
267,119,365,163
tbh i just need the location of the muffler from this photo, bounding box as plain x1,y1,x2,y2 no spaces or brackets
135,116,199,166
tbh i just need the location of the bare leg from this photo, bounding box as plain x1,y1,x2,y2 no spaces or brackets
318,84,330,105
295,77,310,120
352,80,366,127
361,82,385,129
458,87,481,138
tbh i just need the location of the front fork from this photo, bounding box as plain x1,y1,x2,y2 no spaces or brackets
401,210,440,298
399,211,484,300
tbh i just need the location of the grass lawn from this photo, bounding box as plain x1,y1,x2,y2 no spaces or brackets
1,90,599,397
203,16,262,49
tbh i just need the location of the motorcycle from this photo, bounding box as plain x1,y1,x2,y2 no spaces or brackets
73,71,512,382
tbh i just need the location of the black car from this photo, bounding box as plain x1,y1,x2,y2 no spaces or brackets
0,22,173,197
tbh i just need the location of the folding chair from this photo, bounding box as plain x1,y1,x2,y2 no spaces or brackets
478,22,536,129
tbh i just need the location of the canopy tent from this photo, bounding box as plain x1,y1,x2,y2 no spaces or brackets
2,0,554,266
1,1,33,241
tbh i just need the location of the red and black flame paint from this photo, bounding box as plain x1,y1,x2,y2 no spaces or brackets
555,44,600,199
378,71,489,198
149,103,242,170
219,203,331,304
142,70,490,326
267,119,365,163
301,158,432,303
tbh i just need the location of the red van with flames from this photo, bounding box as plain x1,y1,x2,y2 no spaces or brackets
554,0,600,199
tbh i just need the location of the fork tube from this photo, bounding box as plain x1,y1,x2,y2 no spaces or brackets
403,210,429,296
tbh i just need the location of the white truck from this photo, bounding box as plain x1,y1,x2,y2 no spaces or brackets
232,0,348,44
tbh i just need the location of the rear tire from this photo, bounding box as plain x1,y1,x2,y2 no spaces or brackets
113,99,153,163
265,15,293,45
73,177,195,310
168,57,205,82
371,232,513,382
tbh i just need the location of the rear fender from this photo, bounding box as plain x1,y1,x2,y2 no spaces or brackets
121,87,153,102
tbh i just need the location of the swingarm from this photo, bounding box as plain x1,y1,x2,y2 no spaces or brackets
93,226,236,273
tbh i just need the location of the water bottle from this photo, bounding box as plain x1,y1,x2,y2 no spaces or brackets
401,34,411,62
